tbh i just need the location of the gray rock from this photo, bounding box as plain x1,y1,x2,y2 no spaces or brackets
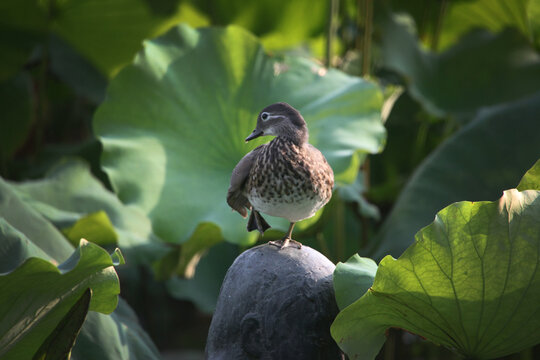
206,244,343,359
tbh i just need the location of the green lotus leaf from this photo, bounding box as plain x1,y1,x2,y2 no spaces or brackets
0,174,160,359
373,92,540,259
333,254,377,310
62,210,118,247
94,24,385,246
517,159,540,191
331,189,540,359
0,235,124,359
33,288,92,360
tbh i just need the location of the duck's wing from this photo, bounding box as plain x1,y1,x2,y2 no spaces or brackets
227,145,265,218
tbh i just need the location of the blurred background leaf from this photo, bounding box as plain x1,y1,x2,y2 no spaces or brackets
0,0,207,79
9,159,169,265
62,211,118,248
375,7,540,118
187,0,328,52
0,74,33,166
333,254,377,310
48,35,108,104
389,0,538,51
72,299,161,360
372,92,540,259
166,242,239,314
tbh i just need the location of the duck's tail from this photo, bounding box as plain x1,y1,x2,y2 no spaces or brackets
247,210,271,235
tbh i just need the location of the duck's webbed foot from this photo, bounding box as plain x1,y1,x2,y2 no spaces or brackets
268,237,302,249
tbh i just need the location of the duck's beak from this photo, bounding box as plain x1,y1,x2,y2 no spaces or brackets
245,129,263,142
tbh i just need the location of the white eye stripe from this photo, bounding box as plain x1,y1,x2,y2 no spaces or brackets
261,113,283,122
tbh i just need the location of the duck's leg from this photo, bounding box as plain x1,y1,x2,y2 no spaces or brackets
269,222,302,249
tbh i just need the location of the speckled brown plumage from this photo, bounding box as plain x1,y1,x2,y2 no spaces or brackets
227,102,334,249
247,137,333,222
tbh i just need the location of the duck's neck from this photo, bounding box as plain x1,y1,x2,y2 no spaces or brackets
279,126,309,146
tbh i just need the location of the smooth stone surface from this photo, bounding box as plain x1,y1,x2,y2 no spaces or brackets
205,243,343,360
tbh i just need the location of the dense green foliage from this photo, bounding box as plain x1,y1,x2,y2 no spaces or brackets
332,164,540,359
1,0,539,358
0,239,123,359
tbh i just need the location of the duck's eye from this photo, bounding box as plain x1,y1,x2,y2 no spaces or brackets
261,112,270,121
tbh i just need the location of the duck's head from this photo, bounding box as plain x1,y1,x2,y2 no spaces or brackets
245,102,308,144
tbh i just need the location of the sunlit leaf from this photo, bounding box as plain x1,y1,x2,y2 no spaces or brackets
190,0,327,51
62,211,118,248
437,0,533,50
332,189,540,359
390,0,535,50
529,0,540,48
517,159,540,191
